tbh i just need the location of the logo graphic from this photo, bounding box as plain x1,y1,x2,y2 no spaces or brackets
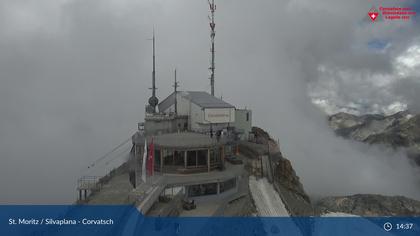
368,7,380,22
366,6,416,22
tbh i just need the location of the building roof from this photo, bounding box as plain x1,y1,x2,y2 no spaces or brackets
158,91,235,112
158,92,176,112
181,91,235,109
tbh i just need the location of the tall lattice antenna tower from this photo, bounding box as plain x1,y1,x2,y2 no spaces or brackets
208,0,216,96
173,69,179,115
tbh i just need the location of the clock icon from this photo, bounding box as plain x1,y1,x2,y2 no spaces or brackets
383,222,393,231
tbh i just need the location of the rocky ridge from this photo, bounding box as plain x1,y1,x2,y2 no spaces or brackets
315,194,420,216
325,111,420,216
329,111,420,164
241,127,313,216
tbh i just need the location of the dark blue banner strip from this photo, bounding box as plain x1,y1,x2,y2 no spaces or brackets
1,205,419,236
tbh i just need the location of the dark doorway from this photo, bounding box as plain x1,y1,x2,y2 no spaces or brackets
187,151,197,167
197,150,207,166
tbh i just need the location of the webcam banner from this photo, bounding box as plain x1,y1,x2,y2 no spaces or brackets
0,205,419,236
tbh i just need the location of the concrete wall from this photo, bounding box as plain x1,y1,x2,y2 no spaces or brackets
158,92,175,113
233,109,252,141
144,115,188,136
159,93,190,116
185,177,239,202
203,108,235,124
190,102,203,131
176,94,191,116
163,104,175,114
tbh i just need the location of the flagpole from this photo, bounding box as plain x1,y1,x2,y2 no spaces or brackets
141,139,147,182
151,137,155,176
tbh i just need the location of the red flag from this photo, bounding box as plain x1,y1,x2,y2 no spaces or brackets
147,138,154,176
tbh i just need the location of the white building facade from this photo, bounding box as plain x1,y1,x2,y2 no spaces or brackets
158,91,236,133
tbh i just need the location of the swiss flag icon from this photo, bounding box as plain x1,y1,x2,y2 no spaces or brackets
368,8,379,22
369,12,379,21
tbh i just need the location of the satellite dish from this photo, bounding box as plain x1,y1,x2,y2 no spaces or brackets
148,96,159,107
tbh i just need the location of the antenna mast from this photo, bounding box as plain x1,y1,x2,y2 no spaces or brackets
152,30,156,98
173,69,179,115
208,0,216,96
147,30,159,113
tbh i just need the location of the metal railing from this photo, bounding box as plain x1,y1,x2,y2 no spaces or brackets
77,176,101,191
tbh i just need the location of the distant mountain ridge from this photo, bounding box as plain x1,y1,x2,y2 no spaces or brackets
329,110,420,164
315,194,420,216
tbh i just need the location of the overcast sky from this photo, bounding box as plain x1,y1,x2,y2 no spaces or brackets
1,0,420,204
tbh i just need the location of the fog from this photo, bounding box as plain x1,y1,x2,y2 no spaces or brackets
1,0,420,204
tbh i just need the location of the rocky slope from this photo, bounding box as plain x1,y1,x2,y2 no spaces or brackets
315,194,420,216
329,111,420,164
240,127,314,216
272,152,313,216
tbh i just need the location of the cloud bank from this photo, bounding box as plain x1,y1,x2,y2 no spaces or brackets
0,0,420,203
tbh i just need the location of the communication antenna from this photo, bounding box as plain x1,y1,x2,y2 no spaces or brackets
147,29,159,113
208,0,216,96
173,69,179,114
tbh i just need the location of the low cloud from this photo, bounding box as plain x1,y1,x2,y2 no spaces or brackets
1,0,420,203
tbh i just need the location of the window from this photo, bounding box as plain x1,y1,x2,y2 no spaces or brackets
220,178,236,193
197,150,207,166
174,151,184,165
163,150,174,165
154,149,161,169
188,183,218,197
210,148,220,164
246,112,249,121
187,151,197,167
